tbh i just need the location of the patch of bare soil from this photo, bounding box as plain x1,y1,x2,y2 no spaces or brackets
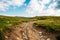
4,22,56,40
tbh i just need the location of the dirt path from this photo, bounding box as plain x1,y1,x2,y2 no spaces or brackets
4,22,56,40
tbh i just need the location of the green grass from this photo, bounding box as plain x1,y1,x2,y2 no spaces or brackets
0,15,36,31
33,16,60,32
34,20,60,31
0,16,60,32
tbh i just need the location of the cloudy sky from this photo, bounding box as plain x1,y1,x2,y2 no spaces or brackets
0,0,60,17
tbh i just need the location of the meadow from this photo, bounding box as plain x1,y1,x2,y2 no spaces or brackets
33,16,60,40
0,16,60,40
0,15,35,40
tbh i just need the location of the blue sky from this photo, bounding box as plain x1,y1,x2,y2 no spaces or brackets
0,0,60,17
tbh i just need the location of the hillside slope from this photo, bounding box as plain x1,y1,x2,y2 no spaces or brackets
0,16,60,40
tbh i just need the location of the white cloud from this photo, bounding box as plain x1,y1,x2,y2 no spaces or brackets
42,0,51,4
26,0,45,14
26,0,60,17
54,10,60,16
7,0,25,6
0,0,25,11
0,2,9,11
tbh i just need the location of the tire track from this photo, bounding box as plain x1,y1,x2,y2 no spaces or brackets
22,23,29,40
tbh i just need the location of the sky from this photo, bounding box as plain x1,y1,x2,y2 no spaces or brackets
0,0,60,17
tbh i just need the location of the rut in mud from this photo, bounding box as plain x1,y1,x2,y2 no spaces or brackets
4,22,56,40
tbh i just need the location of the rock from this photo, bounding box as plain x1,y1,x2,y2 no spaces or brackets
47,38,50,40
5,36,8,39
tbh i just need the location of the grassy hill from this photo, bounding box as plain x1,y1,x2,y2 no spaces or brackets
0,15,36,40
33,16,60,40
0,16,60,40
0,15,36,31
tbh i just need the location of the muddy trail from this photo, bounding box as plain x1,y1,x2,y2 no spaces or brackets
4,22,56,40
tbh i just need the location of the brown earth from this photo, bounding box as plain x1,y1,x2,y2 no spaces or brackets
4,22,56,40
